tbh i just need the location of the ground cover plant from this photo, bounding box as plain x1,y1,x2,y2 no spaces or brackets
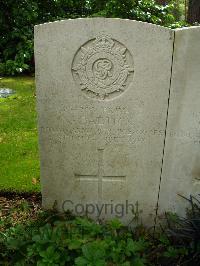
0,194,200,265
0,77,40,192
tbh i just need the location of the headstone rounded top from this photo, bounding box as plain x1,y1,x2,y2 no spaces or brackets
175,25,200,31
34,17,173,32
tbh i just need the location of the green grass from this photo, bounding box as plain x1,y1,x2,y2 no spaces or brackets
0,76,40,192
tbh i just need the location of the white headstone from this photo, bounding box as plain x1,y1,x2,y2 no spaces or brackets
158,27,200,218
34,18,175,225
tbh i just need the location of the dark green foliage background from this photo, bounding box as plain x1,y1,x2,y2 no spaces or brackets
0,0,185,76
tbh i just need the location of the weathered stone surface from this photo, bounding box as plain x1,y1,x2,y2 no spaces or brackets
158,27,200,218
34,18,174,225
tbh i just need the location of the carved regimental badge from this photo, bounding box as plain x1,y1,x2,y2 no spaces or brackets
72,33,134,100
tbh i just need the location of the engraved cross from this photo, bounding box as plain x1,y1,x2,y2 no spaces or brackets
74,149,126,203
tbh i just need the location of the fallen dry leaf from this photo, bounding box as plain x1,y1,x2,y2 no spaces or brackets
32,178,38,185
